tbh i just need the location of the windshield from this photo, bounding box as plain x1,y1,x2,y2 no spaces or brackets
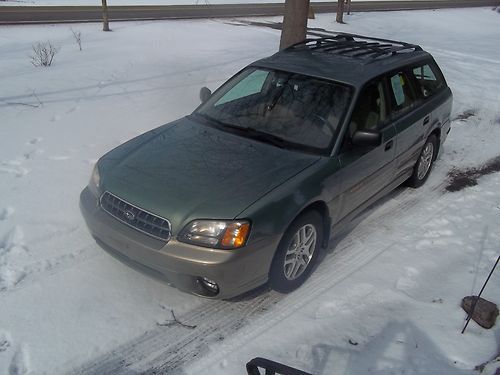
195,67,352,154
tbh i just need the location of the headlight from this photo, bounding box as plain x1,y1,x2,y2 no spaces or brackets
178,220,250,249
88,164,101,196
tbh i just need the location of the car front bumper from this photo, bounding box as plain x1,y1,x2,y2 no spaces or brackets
79,187,277,299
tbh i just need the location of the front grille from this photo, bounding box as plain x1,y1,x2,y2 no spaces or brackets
100,191,171,241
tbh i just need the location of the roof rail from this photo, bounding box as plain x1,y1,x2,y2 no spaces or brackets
286,31,422,59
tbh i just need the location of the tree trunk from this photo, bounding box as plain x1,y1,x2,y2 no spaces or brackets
308,5,315,20
336,0,345,23
279,0,310,51
102,0,110,32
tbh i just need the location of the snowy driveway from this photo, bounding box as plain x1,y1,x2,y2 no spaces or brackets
1,8,499,374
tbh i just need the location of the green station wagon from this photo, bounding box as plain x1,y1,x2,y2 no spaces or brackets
80,33,452,299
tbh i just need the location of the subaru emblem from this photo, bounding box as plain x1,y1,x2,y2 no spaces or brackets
124,210,135,221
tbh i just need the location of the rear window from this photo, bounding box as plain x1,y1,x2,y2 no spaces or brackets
410,62,445,98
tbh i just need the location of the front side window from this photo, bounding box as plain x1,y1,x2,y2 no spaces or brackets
410,62,445,98
195,68,352,154
348,79,387,138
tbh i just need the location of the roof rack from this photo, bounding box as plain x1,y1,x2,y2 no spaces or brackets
287,31,422,60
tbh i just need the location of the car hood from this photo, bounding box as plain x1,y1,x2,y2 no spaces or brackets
99,116,320,233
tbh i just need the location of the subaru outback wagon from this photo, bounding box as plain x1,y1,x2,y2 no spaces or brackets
80,32,452,299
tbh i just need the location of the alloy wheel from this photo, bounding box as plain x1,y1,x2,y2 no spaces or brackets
417,142,434,180
283,224,317,281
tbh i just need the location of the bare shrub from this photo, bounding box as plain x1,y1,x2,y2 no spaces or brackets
71,28,82,51
30,41,59,67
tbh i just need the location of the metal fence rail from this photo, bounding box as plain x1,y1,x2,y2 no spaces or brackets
0,0,498,25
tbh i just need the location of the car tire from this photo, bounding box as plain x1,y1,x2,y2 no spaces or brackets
407,134,438,188
269,211,323,294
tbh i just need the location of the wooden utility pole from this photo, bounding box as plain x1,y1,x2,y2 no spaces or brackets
102,0,110,31
336,0,345,23
279,0,310,50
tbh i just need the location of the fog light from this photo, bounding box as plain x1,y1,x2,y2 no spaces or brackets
199,277,219,295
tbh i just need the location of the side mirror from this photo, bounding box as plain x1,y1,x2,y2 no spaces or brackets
352,130,382,147
199,87,212,103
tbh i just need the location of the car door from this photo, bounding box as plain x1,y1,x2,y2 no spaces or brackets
336,78,397,221
387,68,429,180
409,60,452,144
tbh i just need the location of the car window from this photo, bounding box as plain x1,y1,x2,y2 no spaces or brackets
215,70,269,106
410,62,445,98
348,80,387,138
388,71,416,116
196,68,352,154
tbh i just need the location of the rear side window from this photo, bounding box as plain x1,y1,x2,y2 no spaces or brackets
388,71,416,116
410,62,445,98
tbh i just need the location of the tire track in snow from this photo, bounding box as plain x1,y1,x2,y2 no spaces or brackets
0,226,99,297
0,244,98,297
74,175,449,375
74,290,277,374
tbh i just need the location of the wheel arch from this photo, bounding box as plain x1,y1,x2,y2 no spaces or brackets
290,200,331,248
429,126,441,160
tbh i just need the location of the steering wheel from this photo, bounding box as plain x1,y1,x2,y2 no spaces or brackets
312,114,336,134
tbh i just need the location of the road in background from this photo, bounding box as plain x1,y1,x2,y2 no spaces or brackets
0,0,498,25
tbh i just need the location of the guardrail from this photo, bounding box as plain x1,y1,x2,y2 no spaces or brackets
0,0,498,25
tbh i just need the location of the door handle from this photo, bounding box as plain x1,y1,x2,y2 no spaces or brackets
423,116,430,125
385,140,393,151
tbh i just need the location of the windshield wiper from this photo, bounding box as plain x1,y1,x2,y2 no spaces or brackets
193,113,294,150
193,113,324,155
218,123,292,149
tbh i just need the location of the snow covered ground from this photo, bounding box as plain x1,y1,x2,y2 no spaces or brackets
0,7,499,375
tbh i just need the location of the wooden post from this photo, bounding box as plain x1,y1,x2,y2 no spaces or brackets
279,0,310,51
102,0,110,32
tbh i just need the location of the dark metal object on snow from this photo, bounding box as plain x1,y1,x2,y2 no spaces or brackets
246,357,312,375
462,255,499,333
